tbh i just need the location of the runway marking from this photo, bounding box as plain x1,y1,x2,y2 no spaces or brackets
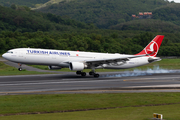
123,77,180,81
1,76,180,86
125,84,180,88
0,79,124,86
0,74,61,78
1,88,180,95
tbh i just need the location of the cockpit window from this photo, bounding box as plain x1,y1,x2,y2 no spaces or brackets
6,51,13,54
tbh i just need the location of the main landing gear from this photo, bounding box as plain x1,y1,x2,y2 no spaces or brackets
89,71,99,78
76,71,99,78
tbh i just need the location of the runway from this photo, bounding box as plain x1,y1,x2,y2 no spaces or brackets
1,57,180,95
1,72,180,95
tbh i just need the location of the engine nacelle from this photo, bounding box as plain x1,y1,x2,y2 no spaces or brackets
48,66,62,70
69,62,85,71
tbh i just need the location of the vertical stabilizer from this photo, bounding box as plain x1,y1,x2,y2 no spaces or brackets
136,35,164,57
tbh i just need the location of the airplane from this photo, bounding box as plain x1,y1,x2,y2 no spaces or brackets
2,35,164,78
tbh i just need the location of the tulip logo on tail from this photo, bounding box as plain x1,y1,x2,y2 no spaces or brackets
145,41,159,57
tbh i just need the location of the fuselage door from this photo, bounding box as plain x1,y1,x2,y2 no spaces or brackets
18,51,23,57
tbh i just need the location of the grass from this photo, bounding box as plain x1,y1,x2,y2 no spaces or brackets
0,93,180,114
0,61,52,76
0,93,180,119
1,104,180,120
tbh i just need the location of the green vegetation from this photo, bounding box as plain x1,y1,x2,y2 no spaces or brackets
0,0,49,7
111,3,180,32
0,5,94,32
0,93,180,120
150,58,180,69
1,30,180,56
1,0,180,31
0,61,51,75
1,4,180,56
1,105,180,120
111,19,180,33
31,0,73,10
153,3,180,26
37,0,169,28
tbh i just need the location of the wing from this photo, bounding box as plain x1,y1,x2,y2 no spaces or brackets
84,53,151,67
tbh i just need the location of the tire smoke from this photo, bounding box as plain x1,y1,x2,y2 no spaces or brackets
101,65,179,78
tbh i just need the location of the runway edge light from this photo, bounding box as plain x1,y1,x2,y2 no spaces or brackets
153,113,163,120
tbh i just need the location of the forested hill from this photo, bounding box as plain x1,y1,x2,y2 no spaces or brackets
111,3,180,32
110,19,180,33
37,0,169,28
0,5,95,32
0,0,49,7
153,3,180,26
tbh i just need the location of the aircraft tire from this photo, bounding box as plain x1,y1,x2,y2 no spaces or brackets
94,74,99,78
89,71,95,75
18,68,22,71
81,72,86,76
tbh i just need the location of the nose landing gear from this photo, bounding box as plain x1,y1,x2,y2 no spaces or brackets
18,63,22,71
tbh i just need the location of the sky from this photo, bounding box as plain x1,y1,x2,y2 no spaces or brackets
168,0,180,3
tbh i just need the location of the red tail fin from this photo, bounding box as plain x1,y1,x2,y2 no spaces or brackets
136,35,164,57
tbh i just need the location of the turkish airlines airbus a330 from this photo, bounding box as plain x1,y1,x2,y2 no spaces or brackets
2,35,164,77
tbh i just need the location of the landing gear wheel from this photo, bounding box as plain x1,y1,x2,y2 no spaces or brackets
18,63,22,71
89,71,95,75
18,68,22,71
81,72,86,76
94,74,99,78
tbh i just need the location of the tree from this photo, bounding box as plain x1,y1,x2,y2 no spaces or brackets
11,4,17,10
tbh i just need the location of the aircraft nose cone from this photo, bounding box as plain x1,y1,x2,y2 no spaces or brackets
2,54,5,58
2,53,7,59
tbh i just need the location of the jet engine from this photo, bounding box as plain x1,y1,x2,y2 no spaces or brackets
48,66,62,70
69,62,85,71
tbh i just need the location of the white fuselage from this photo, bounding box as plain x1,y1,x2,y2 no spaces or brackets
2,48,158,70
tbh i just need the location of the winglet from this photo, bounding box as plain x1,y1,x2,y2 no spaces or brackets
135,35,164,57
